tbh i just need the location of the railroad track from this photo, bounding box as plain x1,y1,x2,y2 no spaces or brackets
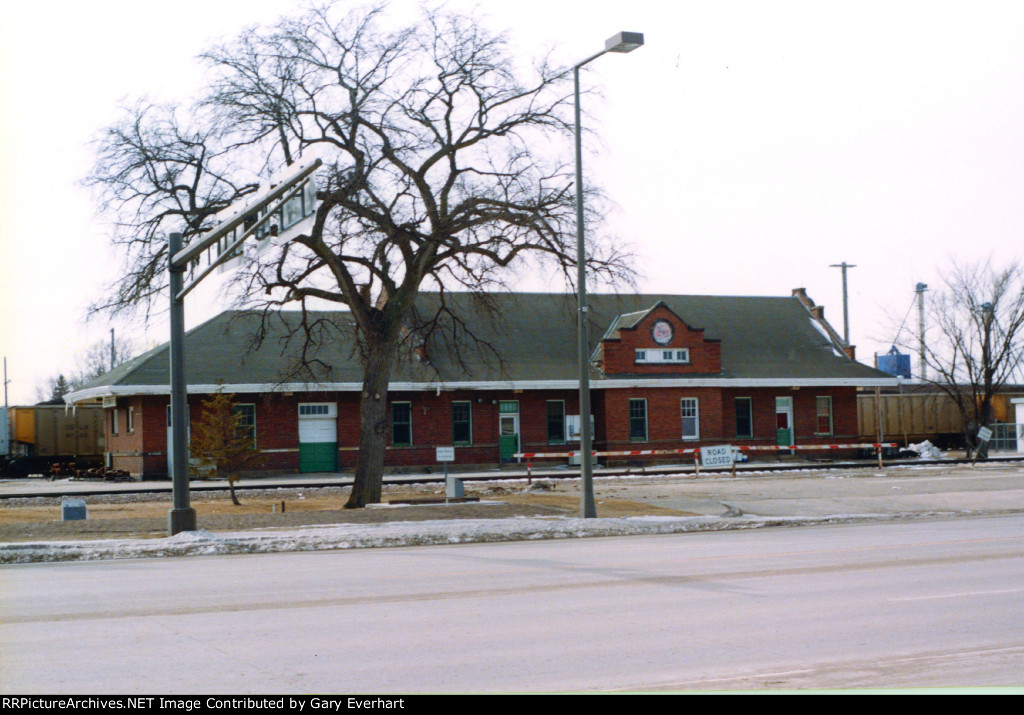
3,455,1021,501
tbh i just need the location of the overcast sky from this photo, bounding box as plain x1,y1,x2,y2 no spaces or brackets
2,0,1024,404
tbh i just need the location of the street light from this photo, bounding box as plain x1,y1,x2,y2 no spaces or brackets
574,31,644,519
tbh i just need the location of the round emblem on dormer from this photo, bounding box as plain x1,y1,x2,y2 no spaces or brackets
651,319,674,346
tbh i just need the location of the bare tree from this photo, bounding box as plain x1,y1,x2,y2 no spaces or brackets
911,259,1024,456
87,3,629,507
36,335,141,402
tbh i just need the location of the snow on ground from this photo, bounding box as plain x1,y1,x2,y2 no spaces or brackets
0,511,907,565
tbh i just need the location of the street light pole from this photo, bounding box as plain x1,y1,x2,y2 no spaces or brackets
574,31,644,519
167,231,196,536
163,160,320,536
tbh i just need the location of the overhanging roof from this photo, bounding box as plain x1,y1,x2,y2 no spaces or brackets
67,292,898,401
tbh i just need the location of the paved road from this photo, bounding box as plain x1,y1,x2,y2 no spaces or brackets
2,514,1022,693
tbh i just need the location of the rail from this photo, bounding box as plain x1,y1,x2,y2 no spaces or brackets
513,443,897,459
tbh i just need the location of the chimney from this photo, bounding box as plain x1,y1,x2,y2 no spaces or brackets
791,287,814,309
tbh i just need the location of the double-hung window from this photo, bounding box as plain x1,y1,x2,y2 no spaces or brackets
546,401,566,444
681,398,699,440
234,404,257,447
735,397,753,438
452,402,472,445
628,399,648,441
815,396,833,435
392,402,412,446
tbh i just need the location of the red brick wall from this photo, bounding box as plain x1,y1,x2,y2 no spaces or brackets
106,396,150,476
719,387,860,447
113,385,863,477
601,387,725,449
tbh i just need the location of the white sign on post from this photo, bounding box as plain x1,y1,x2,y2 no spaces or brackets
700,445,735,468
977,426,993,443
436,446,455,462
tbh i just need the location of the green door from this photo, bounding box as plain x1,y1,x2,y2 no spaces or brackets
299,442,337,472
775,396,793,452
498,402,519,462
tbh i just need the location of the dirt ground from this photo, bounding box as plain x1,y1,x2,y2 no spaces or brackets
0,479,695,542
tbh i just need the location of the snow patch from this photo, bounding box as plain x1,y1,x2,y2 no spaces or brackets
0,513,928,565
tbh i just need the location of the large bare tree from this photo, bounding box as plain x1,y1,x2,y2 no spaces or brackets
911,259,1024,456
87,3,628,506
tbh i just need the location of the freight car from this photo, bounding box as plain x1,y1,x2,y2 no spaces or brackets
858,389,1022,452
0,404,105,477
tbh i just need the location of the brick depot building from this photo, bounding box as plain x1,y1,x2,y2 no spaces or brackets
67,291,897,478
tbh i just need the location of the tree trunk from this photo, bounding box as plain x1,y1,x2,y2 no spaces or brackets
345,335,399,508
228,474,242,506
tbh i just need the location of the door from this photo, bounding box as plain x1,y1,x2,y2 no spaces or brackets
298,403,338,473
775,397,794,447
498,401,520,462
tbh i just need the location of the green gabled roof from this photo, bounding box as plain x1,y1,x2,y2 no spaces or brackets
68,292,894,398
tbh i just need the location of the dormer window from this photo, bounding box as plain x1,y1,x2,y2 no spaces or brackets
636,348,690,364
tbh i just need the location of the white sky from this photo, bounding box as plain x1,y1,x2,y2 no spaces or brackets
2,0,1024,404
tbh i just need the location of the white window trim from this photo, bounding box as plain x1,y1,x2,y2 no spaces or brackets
298,402,338,418
681,398,700,440
546,400,566,444
636,348,690,364
815,396,834,435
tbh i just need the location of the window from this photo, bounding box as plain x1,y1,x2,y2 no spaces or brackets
452,401,472,445
392,402,412,446
735,397,753,438
546,401,566,444
815,396,833,435
299,403,333,416
636,348,689,364
628,399,648,441
234,404,257,446
681,398,699,440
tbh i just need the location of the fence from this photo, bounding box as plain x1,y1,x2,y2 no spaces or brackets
989,423,1020,453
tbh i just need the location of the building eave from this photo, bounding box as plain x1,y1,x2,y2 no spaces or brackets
67,375,900,403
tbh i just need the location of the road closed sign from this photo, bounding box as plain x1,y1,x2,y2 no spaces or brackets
700,445,735,467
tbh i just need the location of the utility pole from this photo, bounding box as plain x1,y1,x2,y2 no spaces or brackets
829,262,856,345
915,283,928,381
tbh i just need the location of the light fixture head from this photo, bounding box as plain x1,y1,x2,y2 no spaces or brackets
605,31,644,53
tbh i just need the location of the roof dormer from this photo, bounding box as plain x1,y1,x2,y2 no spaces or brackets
594,302,722,376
